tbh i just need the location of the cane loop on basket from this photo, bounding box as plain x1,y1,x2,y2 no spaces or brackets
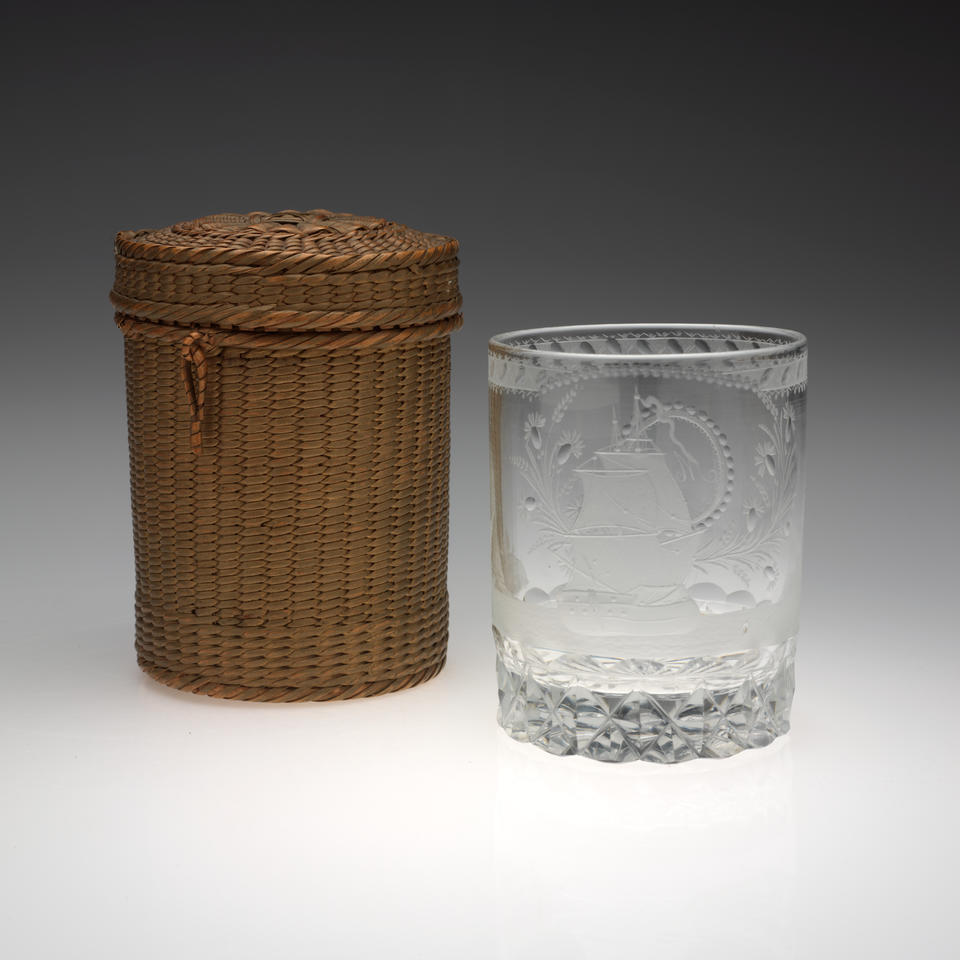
180,330,214,455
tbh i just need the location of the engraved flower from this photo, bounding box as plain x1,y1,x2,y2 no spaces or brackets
755,437,777,476
782,405,796,443
524,412,546,449
743,492,769,531
555,430,584,464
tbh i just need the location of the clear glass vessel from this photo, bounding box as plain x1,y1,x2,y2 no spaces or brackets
489,325,807,763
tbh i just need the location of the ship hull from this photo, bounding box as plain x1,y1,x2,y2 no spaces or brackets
564,530,700,596
554,596,700,636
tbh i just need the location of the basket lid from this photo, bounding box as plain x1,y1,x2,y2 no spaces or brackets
111,209,461,333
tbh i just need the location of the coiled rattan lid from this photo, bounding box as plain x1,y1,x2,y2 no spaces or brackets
111,209,461,333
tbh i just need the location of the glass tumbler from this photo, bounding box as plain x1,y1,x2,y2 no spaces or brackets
489,325,807,763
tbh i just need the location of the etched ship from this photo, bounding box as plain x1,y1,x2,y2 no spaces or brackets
558,389,701,632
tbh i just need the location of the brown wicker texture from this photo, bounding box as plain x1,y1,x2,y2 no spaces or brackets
111,210,462,701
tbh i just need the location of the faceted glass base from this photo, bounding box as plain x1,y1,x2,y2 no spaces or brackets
496,646,795,764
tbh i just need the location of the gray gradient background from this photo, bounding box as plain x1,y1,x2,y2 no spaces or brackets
2,4,958,958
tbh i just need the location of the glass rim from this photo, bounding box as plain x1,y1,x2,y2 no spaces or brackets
488,323,807,363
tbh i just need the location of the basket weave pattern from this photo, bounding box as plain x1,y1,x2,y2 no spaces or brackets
112,210,461,702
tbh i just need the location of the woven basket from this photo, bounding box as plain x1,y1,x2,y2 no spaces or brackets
110,209,461,702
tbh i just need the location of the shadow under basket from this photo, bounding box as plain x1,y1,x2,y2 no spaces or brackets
111,209,462,702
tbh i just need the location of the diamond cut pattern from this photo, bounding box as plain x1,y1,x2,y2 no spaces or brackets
497,652,794,764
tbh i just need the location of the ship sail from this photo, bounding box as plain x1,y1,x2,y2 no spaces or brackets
560,388,698,604
574,470,660,533
574,463,691,534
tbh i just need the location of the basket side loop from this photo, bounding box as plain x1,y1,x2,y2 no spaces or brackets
180,331,215,455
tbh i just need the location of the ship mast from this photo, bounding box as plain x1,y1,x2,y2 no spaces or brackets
631,385,643,437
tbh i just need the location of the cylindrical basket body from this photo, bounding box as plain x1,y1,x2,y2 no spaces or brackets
112,210,461,702
489,325,807,762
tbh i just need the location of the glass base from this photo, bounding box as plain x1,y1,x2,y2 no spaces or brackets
496,641,795,764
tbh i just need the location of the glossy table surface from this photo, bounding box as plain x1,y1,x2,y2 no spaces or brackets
3,464,954,958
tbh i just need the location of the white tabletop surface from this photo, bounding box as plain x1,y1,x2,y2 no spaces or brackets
2,432,955,959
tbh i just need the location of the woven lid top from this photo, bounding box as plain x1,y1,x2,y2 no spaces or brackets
111,209,461,334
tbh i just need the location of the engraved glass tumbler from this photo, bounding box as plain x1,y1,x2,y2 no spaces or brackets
489,325,807,762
